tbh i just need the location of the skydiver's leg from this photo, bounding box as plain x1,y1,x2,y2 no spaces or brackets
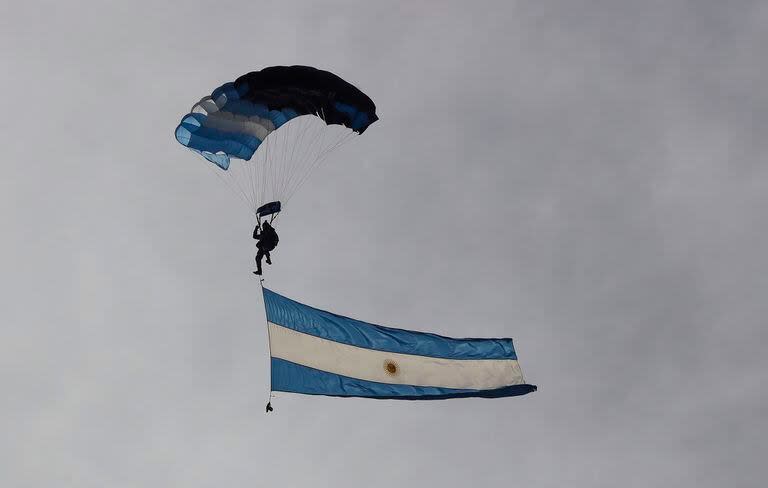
265,251,271,265
254,249,265,275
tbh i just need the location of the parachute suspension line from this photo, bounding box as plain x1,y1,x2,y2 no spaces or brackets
263,126,273,208
265,137,273,211
261,115,305,208
285,129,357,203
272,125,289,205
274,118,295,206
274,122,289,206
256,143,265,212
282,117,335,200
231,161,248,211
280,119,321,199
245,160,258,213
251,156,263,214
293,118,324,194
272,118,350,204
292,132,355,194
243,161,257,213
277,119,303,198
226,162,244,207
230,160,255,213
271,106,355,203
259,277,275,413
196,115,361,216
277,119,295,199
245,144,257,214
271,124,282,201
282,116,318,198
201,157,253,210
253,135,263,208
260,133,271,211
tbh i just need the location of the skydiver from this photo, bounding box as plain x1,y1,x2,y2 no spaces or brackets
253,221,279,275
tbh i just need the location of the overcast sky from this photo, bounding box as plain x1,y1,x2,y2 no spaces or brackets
2,1,767,487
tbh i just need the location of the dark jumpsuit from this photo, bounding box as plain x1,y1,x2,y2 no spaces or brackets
253,224,279,274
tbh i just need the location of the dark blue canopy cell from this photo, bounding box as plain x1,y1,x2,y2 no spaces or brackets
233,66,378,133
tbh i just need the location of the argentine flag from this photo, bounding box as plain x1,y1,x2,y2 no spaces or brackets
263,288,536,400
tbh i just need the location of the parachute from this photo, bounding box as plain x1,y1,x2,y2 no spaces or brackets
175,66,378,219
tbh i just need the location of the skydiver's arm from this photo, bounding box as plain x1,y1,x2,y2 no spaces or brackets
253,226,261,239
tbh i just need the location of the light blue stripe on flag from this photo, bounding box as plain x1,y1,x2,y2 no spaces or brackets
272,358,537,400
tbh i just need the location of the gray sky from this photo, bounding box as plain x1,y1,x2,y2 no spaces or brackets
2,1,767,486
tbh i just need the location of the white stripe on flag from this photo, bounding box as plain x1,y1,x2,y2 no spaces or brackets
268,323,524,390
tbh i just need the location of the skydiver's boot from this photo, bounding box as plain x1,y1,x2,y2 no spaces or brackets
254,252,264,275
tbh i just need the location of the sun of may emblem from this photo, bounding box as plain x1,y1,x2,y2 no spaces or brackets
383,359,399,376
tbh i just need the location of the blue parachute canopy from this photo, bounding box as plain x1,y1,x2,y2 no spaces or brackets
175,65,378,169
